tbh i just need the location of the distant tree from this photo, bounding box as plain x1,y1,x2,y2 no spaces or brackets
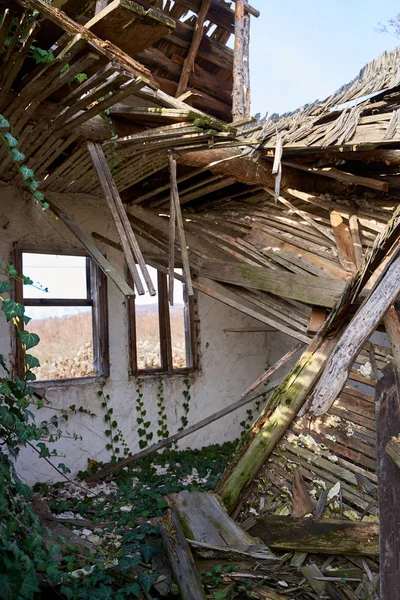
377,15,400,39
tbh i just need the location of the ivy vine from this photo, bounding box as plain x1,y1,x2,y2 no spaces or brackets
156,375,169,441
135,377,153,449
98,382,130,460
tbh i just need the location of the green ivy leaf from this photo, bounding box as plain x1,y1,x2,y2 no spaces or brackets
117,555,141,574
0,281,12,294
138,572,157,593
18,331,40,350
89,584,114,600
25,354,40,369
74,72,88,83
19,567,40,598
123,582,141,597
2,299,24,321
140,544,156,563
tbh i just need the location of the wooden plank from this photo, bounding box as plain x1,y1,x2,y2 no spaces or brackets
86,1,176,56
87,142,145,295
248,516,379,555
176,0,211,98
168,155,176,305
291,467,314,518
330,210,357,273
47,200,134,297
199,261,346,308
307,255,400,417
376,365,400,599
349,207,364,269
159,509,207,600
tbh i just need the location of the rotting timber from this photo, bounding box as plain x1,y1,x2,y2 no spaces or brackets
1,0,400,598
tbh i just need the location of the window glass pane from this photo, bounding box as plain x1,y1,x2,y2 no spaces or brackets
26,306,94,380
170,269,191,369
22,253,88,299
135,266,161,370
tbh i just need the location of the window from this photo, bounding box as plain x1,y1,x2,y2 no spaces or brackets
128,266,196,375
14,251,109,381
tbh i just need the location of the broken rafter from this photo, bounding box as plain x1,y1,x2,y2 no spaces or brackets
88,141,156,296
175,0,211,99
232,0,250,121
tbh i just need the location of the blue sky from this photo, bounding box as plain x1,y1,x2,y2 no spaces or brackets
248,0,399,117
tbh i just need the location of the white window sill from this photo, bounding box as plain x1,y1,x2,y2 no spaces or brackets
31,375,101,388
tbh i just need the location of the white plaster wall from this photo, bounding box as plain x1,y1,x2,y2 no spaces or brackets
0,186,292,485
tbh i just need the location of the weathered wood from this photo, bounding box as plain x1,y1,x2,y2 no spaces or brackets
232,0,250,120
168,155,177,305
216,336,337,512
248,516,379,555
199,261,345,308
283,160,389,192
307,307,327,334
383,305,400,369
159,509,206,600
330,210,357,273
307,255,400,416
291,467,314,518
176,0,211,98
376,365,400,599
166,491,257,546
86,0,175,57
386,435,400,469
349,207,364,269
46,200,134,298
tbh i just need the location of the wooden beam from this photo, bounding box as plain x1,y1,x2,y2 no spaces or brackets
175,0,211,98
232,0,250,121
159,509,207,600
199,261,346,308
283,160,388,192
46,200,134,297
307,255,400,417
248,516,379,556
383,305,400,369
376,365,400,599
168,156,177,305
349,206,364,269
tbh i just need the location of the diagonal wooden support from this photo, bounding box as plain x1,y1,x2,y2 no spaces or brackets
175,0,211,98
47,199,133,298
168,154,193,301
88,141,156,296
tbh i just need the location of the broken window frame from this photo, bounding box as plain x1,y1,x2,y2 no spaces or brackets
127,268,197,376
14,249,110,382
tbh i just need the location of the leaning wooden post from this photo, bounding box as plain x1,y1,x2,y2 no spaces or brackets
216,335,338,512
232,0,251,121
376,365,400,600
383,305,400,369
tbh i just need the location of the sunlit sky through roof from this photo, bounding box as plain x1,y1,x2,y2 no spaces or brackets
248,0,399,117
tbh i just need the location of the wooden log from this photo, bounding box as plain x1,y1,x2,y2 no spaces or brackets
166,491,257,546
176,0,211,98
330,210,357,273
199,261,346,308
159,509,207,600
376,365,400,599
232,0,250,120
386,435,400,469
216,336,338,512
46,200,134,297
248,516,379,555
307,255,400,417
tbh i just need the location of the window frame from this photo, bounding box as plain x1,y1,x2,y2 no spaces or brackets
14,249,109,381
128,268,197,376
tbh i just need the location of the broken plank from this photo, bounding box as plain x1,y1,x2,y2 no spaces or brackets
307,307,327,334
376,365,400,600
330,210,357,273
199,261,345,308
248,516,379,555
46,200,133,297
307,255,400,416
159,509,206,600
291,467,314,518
